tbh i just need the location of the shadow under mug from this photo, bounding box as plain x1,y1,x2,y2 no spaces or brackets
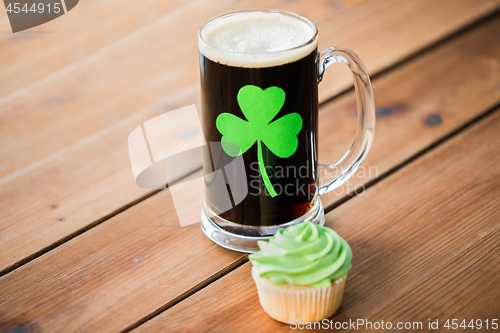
198,9,375,252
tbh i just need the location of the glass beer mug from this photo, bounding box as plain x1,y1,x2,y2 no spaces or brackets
198,9,375,252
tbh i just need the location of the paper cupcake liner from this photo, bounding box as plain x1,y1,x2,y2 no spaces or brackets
251,267,345,324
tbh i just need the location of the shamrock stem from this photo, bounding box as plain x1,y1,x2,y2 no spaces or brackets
257,140,277,197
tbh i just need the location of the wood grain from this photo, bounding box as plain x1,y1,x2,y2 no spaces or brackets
1,16,499,333
1,0,498,179
318,15,500,209
1,0,499,277
134,109,500,333
370,230,500,327
0,0,191,96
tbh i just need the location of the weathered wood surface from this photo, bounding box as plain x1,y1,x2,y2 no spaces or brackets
319,15,500,208
1,14,499,333
1,0,499,276
0,0,192,96
135,109,500,333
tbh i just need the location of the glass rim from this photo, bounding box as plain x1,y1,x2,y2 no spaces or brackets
198,8,318,57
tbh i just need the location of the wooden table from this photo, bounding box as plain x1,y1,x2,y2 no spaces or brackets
1,0,500,331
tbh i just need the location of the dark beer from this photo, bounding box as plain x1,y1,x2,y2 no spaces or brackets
199,12,319,227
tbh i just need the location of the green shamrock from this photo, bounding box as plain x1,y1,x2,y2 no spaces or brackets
216,85,303,197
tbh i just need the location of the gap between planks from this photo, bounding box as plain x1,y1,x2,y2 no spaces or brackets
120,255,249,333
0,165,204,279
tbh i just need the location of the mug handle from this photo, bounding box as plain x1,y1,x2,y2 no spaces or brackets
317,46,376,195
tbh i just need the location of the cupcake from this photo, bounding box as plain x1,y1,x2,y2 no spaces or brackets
249,221,352,324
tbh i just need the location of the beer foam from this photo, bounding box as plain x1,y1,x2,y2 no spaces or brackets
199,12,317,68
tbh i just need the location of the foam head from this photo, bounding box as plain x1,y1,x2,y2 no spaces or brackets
199,11,317,68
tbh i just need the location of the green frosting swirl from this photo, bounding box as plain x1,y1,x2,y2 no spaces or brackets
249,221,352,288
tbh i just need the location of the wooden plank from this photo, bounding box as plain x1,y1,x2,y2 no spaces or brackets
318,14,500,208
134,109,500,333
0,0,361,98
0,0,498,277
0,0,498,179
1,17,500,333
0,0,190,96
369,230,500,326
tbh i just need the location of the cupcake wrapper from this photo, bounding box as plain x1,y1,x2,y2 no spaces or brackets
251,267,345,324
